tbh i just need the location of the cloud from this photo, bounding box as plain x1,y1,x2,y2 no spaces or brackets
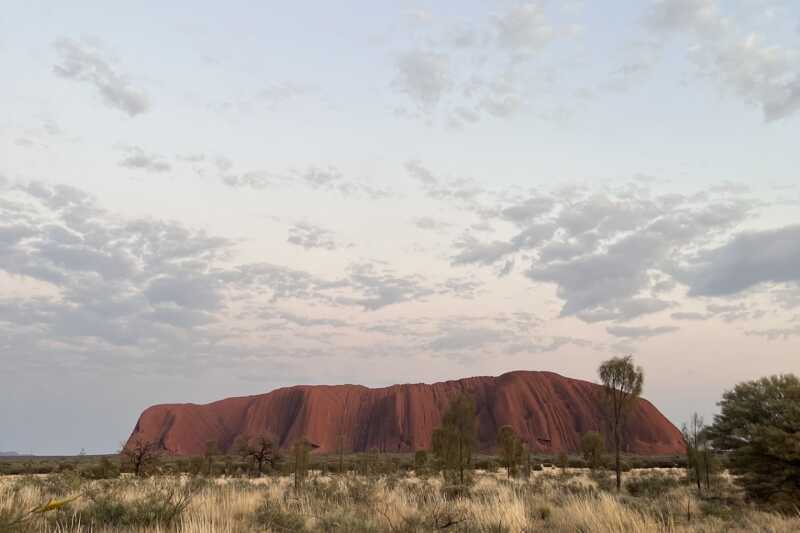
406,165,758,323
606,325,680,339
221,171,278,189
389,2,562,125
413,217,450,231
492,1,555,50
500,196,555,226
746,324,800,340
645,0,800,121
207,159,392,199
258,309,348,328
515,191,751,322
258,81,318,107
426,326,507,352
403,160,490,213
2,182,484,385
52,37,150,117
577,298,672,323
671,311,706,321
451,235,516,266
393,49,451,109
0,183,235,370
405,160,439,186
645,0,722,34
118,146,172,173
287,222,338,251
676,225,800,296
336,262,435,311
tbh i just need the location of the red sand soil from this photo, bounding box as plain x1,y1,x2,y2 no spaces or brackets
125,370,685,456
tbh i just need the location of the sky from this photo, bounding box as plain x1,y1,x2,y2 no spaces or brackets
1,0,799,454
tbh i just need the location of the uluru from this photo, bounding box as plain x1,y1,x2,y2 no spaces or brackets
125,370,685,456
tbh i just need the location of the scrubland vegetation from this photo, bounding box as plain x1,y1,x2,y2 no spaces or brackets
1,464,798,532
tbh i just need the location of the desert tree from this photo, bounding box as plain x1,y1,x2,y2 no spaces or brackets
432,392,479,486
121,438,159,477
204,440,220,476
414,449,429,471
682,413,708,495
706,374,800,512
235,433,280,476
580,431,605,470
521,441,533,478
597,355,644,492
335,433,347,474
292,438,313,490
496,425,524,478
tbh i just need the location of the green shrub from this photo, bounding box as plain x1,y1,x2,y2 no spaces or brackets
590,469,616,492
315,509,376,533
255,498,306,531
79,480,200,527
80,457,120,480
625,473,682,498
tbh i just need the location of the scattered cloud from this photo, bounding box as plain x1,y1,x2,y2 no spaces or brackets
389,1,566,126
52,37,150,117
676,225,800,296
118,146,172,173
492,1,555,50
413,217,450,231
287,222,338,251
670,311,706,321
746,324,800,340
645,0,800,121
258,81,318,107
451,235,516,266
392,49,451,110
607,324,680,339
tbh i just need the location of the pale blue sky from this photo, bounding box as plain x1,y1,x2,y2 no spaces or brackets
1,0,799,454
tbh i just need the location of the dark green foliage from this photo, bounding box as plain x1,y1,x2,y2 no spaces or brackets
707,374,800,513
78,479,201,528
414,449,428,470
255,498,307,531
590,469,616,492
598,355,644,492
496,425,525,478
432,392,478,486
580,431,606,470
625,473,682,497
80,456,120,480
682,412,718,496
292,439,312,490
556,452,569,472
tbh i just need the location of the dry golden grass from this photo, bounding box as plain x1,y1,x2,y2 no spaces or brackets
1,468,798,532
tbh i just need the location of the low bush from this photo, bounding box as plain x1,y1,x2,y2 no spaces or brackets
78,479,201,528
80,457,120,480
625,473,682,498
255,498,307,531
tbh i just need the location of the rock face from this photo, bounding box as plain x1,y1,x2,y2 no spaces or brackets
125,371,684,456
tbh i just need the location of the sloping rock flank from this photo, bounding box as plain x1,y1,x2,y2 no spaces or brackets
126,371,684,455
